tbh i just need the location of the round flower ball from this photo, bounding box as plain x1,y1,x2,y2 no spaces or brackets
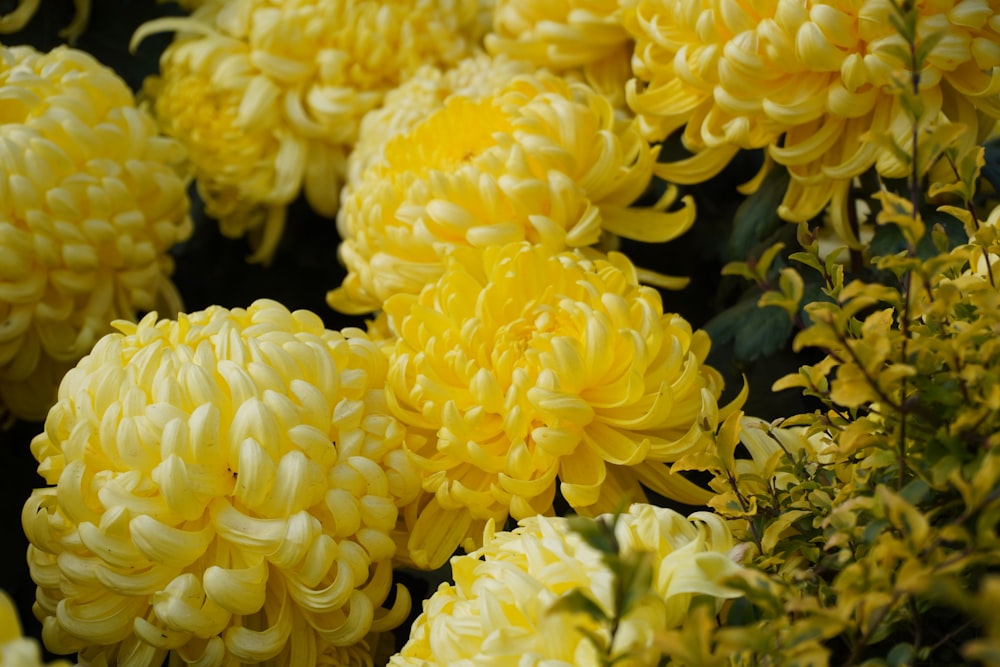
0,44,192,421
135,0,492,264
330,65,694,315
384,242,738,569
0,589,73,667
22,299,421,666
485,0,634,107
624,0,1000,246
389,504,742,666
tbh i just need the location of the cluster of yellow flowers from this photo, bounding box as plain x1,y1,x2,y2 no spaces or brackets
6,0,1000,663
23,300,419,666
390,504,741,666
0,44,192,421
134,0,492,263
624,0,1000,245
331,55,695,314
485,0,633,106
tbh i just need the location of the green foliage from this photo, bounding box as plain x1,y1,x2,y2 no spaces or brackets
554,513,660,667
677,187,1000,659
667,1,1000,663
727,168,791,263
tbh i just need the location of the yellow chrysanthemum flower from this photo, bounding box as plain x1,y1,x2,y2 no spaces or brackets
347,54,537,185
22,299,420,666
331,68,695,315
0,590,73,667
0,0,90,41
389,504,742,666
485,0,633,107
383,242,739,569
624,0,1000,246
135,0,491,264
0,44,192,421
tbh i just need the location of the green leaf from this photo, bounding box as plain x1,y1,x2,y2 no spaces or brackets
734,304,795,362
723,596,760,627
618,551,655,618
790,250,824,276
547,588,610,624
887,642,917,667
914,31,945,70
567,514,619,555
981,137,1000,195
727,167,790,262
704,293,761,346
761,509,811,554
708,286,798,362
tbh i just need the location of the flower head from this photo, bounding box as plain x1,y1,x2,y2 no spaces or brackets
330,66,694,314
0,44,192,421
384,242,734,568
22,299,420,665
347,54,536,184
136,0,490,264
624,0,1000,245
389,504,741,666
0,589,72,667
485,0,634,107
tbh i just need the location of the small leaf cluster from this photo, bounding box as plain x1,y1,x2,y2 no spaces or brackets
551,513,662,667
674,143,1000,665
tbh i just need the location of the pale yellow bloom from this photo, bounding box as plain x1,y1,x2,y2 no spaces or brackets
0,45,192,421
624,0,1000,246
0,590,73,667
384,242,737,569
388,504,742,667
485,0,633,107
0,0,90,41
136,0,490,264
331,67,694,315
22,299,420,666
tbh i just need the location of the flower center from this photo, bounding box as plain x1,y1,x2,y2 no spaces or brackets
382,96,512,175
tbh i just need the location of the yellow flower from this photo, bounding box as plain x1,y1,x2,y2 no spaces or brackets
0,0,90,41
330,66,695,315
22,299,420,665
0,45,192,421
135,0,491,264
384,242,737,569
485,0,633,107
388,504,741,666
0,589,73,667
347,54,537,184
624,0,1000,246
